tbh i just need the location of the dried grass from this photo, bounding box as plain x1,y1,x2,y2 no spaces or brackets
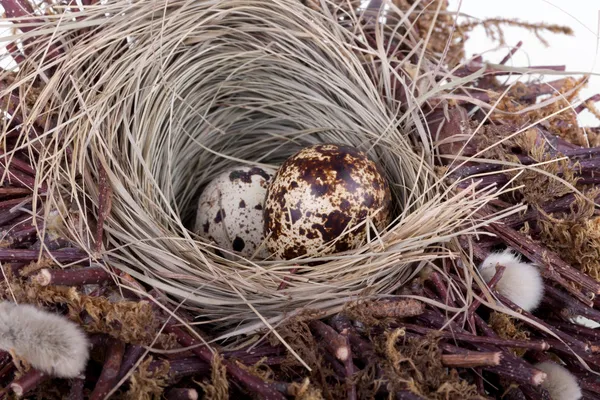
0,0,521,338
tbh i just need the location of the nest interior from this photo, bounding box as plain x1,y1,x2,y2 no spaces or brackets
12,0,500,336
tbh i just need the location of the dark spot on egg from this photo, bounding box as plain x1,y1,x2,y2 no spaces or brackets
290,207,302,224
202,221,210,233
340,199,351,211
299,227,306,235
254,204,262,210
290,181,299,189
214,209,225,223
229,167,272,184
283,244,306,259
239,200,246,208
363,193,375,208
311,182,330,197
232,237,245,252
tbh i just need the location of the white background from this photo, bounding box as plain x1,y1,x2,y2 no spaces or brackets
450,0,600,127
1,1,599,126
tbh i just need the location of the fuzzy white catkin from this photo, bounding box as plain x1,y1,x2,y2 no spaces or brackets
535,361,582,400
479,248,544,312
0,301,89,378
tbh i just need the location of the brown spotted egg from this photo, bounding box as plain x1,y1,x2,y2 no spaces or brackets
195,165,277,260
264,143,391,259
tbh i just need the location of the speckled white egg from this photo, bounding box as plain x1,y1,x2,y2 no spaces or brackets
195,165,277,259
264,143,392,260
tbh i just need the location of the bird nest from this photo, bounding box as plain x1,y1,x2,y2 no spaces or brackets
1,0,505,337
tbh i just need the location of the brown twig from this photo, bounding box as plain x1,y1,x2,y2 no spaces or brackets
499,41,523,65
8,369,47,397
0,248,88,263
148,357,210,383
440,351,501,367
164,388,199,400
90,338,126,400
543,284,600,323
277,267,298,291
396,323,549,351
67,378,85,400
346,298,425,319
33,266,111,286
333,324,357,400
429,271,456,306
95,163,112,254
309,320,350,362
549,319,600,341
117,344,146,382
485,217,600,301
164,325,285,400
468,265,506,315
575,94,600,114
494,292,590,353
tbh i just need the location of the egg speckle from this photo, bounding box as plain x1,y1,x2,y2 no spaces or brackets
264,143,392,259
195,165,277,259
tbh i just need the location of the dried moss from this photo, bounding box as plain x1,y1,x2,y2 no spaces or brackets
122,357,169,400
495,76,589,146
539,193,600,280
2,280,162,345
488,311,530,357
267,316,347,400
288,378,325,400
513,146,578,206
197,354,229,400
375,329,484,399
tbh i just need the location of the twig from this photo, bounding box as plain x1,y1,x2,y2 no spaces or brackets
333,322,357,400
148,357,210,383
549,320,600,341
90,338,126,400
117,344,146,382
308,319,350,362
395,391,428,399
67,378,85,400
0,248,88,263
485,217,600,301
321,347,346,379
575,94,600,114
499,41,523,65
346,299,424,319
165,325,285,400
494,292,590,353
429,271,456,307
276,266,298,291
33,266,111,286
95,163,112,254
468,265,506,315
164,388,199,400
440,351,501,367
543,285,600,323
9,369,47,397
396,323,548,351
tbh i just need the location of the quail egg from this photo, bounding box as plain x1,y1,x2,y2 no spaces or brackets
195,165,277,259
264,143,392,259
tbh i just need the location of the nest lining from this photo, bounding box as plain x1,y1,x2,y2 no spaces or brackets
13,0,503,336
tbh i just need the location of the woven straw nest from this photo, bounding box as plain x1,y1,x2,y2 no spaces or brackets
5,0,507,338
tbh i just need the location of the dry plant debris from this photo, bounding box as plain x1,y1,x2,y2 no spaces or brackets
0,0,599,399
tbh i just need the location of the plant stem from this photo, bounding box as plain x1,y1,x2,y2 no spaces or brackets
33,266,111,286
9,369,47,397
90,338,126,400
